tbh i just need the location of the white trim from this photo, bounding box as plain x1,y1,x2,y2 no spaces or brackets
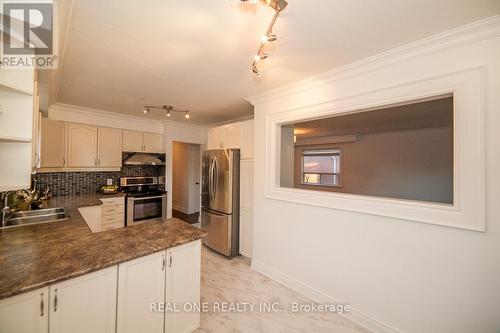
246,16,500,106
48,103,164,133
172,204,189,214
263,67,485,231
252,260,401,333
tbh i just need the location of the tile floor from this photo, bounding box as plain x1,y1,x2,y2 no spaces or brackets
196,246,370,333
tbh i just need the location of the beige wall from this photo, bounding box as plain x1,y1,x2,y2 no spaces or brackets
290,126,453,204
172,141,202,214
172,142,190,212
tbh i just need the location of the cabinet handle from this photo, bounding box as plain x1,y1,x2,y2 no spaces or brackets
169,254,172,268
40,292,44,316
62,158,66,166
162,254,165,271
53,289,58,312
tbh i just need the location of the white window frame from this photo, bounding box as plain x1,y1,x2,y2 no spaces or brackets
300,148,342,187
265,68,486,232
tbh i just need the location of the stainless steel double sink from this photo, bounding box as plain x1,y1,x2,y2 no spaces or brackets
2,207,70,229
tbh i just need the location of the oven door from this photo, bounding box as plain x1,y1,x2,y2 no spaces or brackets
126,195,167,225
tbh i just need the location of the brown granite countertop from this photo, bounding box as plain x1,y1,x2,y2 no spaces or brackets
0,193,206,300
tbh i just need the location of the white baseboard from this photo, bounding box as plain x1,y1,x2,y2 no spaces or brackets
251,260,401,333
172,204,189,214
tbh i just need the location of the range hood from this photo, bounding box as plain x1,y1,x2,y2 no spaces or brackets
123,153,164,165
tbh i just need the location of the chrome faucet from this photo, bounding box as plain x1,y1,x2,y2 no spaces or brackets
0,191,15,227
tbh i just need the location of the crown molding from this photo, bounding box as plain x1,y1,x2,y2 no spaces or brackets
48,103,165,133
163,119,207,131
246,15,500,106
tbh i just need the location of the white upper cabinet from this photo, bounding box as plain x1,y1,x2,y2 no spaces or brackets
123,131,163,153
165,240,201,333
0,90,34,142
40,118,66,168
0,67,34,95
207,120,254,159
143,133,163,153
67,124,98,167
49,266,117,333
0,68,36,191
123,130,143,152
207,123,242,150
98,127,123,167
117,252,166,333
207,127,225,149
0,286,49,333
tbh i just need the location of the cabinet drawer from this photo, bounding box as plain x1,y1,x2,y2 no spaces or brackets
100,197,125,207
101,213,124,226
101,205,124,216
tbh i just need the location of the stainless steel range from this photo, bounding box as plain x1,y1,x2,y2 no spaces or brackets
120,177,167,226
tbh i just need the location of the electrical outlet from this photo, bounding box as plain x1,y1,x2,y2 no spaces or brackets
107,179,113,186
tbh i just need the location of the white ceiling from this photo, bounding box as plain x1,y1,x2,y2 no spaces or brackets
55,0,500,125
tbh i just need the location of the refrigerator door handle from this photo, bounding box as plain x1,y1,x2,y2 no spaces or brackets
213,157,219,200
208,157,214,201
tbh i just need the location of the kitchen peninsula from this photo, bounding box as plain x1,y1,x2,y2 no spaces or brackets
0,192,206,333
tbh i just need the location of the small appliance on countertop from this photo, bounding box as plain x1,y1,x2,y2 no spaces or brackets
120,176,167,226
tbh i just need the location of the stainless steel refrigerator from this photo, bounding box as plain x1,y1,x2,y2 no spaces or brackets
201,149,240,258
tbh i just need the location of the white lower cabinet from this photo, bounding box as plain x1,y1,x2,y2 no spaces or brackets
0,287,49,333
165,240,201,333
0,240,200,333
49,266,117,333
117,252,166,333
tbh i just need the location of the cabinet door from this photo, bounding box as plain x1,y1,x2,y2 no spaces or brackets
224,124,241,149
40,118,66,168
67,123,98,167
0,287,49,333
208,127,224,149
240,120,254,159
123,130,144,152
49,266,117,333
165,240,201,333
143,133,163,153
239,160,254,258
117,252,166,333
98,127,123,167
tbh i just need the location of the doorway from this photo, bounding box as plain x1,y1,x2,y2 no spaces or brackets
172,141,202,224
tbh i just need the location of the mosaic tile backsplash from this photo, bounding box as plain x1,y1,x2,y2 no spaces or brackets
34,165,165,196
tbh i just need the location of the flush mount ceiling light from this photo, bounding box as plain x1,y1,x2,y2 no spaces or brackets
143,105,191,120
241,0,288,77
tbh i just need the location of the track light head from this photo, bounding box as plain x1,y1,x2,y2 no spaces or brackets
143,107,150,114
261,34,277,44
254,53,268,63
252,65,261,77
185,112,190,119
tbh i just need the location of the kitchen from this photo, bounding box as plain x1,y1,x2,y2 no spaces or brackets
1,1,500,333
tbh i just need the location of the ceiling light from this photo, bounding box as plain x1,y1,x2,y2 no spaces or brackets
243,0,288,77
254,53,268,63
142,105,190,120
261,34,277,44
252,65,261,77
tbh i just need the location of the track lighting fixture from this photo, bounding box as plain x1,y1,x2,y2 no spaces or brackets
241,0,288,77
142,105,190,120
